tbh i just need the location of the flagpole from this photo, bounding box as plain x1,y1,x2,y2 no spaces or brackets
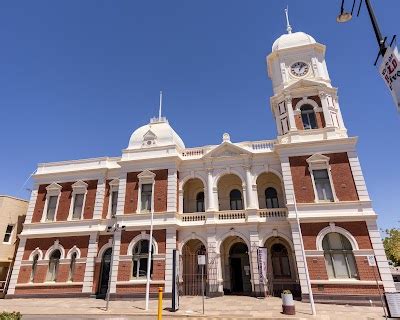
145,181,155,311
292,192,316,316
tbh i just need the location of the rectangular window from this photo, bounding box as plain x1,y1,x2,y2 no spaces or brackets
72,194,84,220
140,184,152,212
111,191,118,217
3,225,13,243
46,196,58,221
313,169,334,201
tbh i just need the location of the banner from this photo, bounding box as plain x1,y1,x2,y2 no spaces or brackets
257,247,268,286
379,45,400,112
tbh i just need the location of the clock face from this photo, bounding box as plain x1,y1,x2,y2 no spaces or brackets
290,61,309,77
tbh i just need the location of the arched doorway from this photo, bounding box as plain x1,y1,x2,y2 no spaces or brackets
221,236,252,295
181,239,206,295
97,247,112,298
264,237,300,298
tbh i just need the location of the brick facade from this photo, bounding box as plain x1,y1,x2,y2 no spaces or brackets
289,152,358,203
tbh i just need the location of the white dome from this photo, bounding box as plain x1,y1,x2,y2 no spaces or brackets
272,32,316,52
127,118,185,150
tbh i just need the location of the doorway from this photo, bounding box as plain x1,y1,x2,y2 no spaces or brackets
97,247,112,298
226,241,251,295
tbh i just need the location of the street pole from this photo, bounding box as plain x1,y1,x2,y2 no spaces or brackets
105,231,115,311
201,265,205,315
145,182,156,311
292,193,316,316
364,0,386,57
371,256,387,319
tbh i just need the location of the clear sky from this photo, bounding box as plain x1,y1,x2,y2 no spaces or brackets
0,1,398,230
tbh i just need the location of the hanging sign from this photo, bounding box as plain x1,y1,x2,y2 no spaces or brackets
257,247,268,285
379,45,400,112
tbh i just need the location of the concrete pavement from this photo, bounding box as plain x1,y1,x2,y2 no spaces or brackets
0,296,389,319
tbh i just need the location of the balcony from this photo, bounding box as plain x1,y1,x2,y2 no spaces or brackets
177,208,288,226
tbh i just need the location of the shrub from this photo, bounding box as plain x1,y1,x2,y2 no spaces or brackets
0,311,22,320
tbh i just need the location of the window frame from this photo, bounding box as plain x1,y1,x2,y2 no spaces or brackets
136,170,156,214
229,189,243,210
41,183,62,222
300,105,318,130
306,154,337,203
46,249,61,282
108,179,120,218
131,239,154,280
68,180,88,221
3,224,14,244
196,192,205,212
30,254,39,283
265,187,279,209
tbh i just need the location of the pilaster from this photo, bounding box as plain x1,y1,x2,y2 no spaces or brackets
167,169,178,213
319,91,334,127
109,229,121,294
6,237,27,295
289,222,309,295
82,232,99,293
92,178,105,219
116,172,127,216
347,151,370,201
164,227,177,293
24,184,39,224
285,96,297,131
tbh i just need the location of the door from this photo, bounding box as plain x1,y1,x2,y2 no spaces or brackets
97,248,112,297
230,257,243,293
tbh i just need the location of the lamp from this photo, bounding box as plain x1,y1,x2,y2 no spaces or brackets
337,0,353,23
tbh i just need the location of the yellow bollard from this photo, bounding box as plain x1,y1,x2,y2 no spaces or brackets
157,286,163,320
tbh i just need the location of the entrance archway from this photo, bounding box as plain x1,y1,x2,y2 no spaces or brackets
97,247,112,298
264,237,300,298
221,236,252,295
181,239,206,295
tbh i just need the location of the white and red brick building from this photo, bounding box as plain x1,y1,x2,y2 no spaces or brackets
6,28,396,305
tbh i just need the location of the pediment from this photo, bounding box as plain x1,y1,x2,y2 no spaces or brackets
285,79,321,91
109,178,119,187
143,130,157,141
138,170,156,179
306,153,330,164
46,182,62,191
203,142,251,159
72,180,88,189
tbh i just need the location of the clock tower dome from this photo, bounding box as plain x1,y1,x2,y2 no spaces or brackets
267,22,347,143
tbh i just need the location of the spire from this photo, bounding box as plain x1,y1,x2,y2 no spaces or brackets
285,6,292,34
158,90,163,120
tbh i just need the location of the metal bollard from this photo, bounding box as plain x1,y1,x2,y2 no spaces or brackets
157,286,163,320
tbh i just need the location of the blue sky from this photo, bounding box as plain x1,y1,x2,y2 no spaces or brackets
0,1,398,230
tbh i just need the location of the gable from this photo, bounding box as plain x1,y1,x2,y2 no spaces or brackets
203,142,250,159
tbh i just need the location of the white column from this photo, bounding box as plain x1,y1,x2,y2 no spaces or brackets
116,172,127,216
244,167,256,209
178,189,184,214
82,232,99,293
280,156,295,206
167,169,178,213
334,97,347,130
319,91,334,127
285,96,297,131
24,184,39,224
290,222,309,295
366,220,396,292
109,229,122,294
207,230,222,295
93,178,106,219
164,227,177,293
249,230,260,294
7,237,27,295
347,151,371,201
206,169,215,211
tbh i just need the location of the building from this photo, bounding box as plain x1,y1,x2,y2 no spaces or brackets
6,26,397,305
0,196,28,297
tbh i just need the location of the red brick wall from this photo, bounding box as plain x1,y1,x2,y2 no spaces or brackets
120,230,166,255
31,180,98,222
124,170,168,214
289,153,358,203
301,222,372,250
23,236,90,260
307,257,329,280
311,284,382,295
15,284,83,295
116,283,164,294
355,256,381,281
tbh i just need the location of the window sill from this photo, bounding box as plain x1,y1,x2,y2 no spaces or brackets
16,282,83,287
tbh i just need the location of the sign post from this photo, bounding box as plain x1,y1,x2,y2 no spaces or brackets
379,45,400,112
198,254,206,315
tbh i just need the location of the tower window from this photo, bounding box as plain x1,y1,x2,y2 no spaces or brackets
140,184,153,212
46,196,58,221
111,191,118,217
313,169,334,201
229,189,243,210
300,105,317,130
72,194,84,220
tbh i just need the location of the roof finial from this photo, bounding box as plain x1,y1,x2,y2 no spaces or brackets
158,90,163,120
285,6,292,34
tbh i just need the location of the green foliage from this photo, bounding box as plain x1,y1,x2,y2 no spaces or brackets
382,228,400,267
0,312,22,320
282,289,292,295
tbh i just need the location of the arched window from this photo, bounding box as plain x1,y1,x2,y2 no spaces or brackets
230,189,243,210
196,192,205,212
47,250,61,281
271,243,291,278
68,252,77,281
322,232,358,279
132,240,154,279
265,187,279,208
30,254,39,282
300,105,317,130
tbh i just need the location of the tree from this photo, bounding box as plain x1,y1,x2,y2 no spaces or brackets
382,228,400,267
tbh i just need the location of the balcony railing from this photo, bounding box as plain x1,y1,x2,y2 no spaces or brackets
177,208,287,224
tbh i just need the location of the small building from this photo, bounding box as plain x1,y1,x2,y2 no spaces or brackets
0,196,28,297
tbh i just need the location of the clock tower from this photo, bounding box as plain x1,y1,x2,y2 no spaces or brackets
267,24,347,143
